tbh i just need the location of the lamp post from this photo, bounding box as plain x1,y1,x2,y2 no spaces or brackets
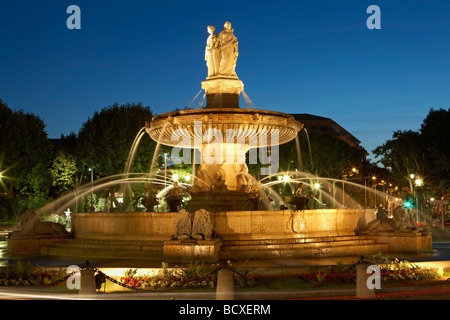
372,176,377,207
164,153,168,188
313,182,321,209
88,167,94,207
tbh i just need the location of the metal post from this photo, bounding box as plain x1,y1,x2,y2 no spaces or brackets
216,268,234,300
164,153,167,189
364,178,367,209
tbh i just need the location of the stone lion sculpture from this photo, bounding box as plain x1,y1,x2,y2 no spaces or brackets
358,207,417,234
15,210,69,236
192,209,213,240
172,209,192,240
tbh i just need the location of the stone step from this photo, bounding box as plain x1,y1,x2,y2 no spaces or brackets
221,239,378,251
42,244,164,259
52,239,163,251
222,235,367,247
219,243,390,260
41,238,165,259
63,238,164,246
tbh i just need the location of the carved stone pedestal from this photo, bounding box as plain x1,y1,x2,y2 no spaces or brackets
201,76,243,108
163,238,222,263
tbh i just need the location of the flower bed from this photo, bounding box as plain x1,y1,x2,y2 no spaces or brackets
302,254,444,286
119,261,256,290
368,254,444,282
0,259,67,287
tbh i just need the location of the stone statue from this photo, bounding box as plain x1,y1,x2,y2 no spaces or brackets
172,209,192,240
212,164,228,194
216,21,238,77
192,209,213,240
205,25,220,77
165,182,183,212
141,184,159,212
358,207,418,234
289,184,310,210
13,210,69,236
245,184,261,210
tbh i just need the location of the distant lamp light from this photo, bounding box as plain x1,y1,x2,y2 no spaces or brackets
410,174,415,179
415,179,423,187
404,201,412,208
283,175,290,183
278,176,283,181
372,176,376,180
172,174,179,182
314,183,321,190
184,175,191,182
430,197,435,202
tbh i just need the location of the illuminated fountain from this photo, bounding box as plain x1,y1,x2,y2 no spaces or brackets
10,22,432,262
145,22,302,212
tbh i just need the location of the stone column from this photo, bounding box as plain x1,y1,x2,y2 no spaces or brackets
216,268,234,300
79,269,96,296
356,263,376,299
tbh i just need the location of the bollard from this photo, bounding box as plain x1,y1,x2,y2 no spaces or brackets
79,269,96,296
216,268,234,300
356,263,375,299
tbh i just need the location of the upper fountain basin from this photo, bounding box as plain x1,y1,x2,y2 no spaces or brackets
145,107,303,148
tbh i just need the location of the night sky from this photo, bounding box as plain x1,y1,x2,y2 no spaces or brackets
1,0,449,159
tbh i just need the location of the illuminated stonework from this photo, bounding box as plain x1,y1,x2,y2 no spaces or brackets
145,22,302,211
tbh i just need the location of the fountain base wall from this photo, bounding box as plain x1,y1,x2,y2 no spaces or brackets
45,209,433,260
71,209,377,241
359,231,433,254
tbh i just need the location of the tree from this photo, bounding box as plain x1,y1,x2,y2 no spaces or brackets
77,102,156,177
373,107,450,197
420,108,450,192
0,99,53,190
50,150,78,195
277,132,368,179
373,130,426,192
0,99,53,217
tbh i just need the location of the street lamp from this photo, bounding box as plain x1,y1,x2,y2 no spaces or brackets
88,167,94,209
163,153,169,188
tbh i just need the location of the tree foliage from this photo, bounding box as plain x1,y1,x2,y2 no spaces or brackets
0,99,53,218
0,99,53,190
420,108,450,191
373,107,450,196
50,150,77,194
277,132,368,178
76,102,156,177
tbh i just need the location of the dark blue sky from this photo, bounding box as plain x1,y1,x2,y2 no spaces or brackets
1,0,449,159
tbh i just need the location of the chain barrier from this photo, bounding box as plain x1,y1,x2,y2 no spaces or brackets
45,261,143,291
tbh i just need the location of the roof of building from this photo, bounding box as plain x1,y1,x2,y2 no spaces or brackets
291,113,364,151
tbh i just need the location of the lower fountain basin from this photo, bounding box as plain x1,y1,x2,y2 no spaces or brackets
70,209,377,241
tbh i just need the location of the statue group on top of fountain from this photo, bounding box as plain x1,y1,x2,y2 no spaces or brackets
205,22,238,78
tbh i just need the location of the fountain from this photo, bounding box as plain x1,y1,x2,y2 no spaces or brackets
145,21,302,213
9,21,432,262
